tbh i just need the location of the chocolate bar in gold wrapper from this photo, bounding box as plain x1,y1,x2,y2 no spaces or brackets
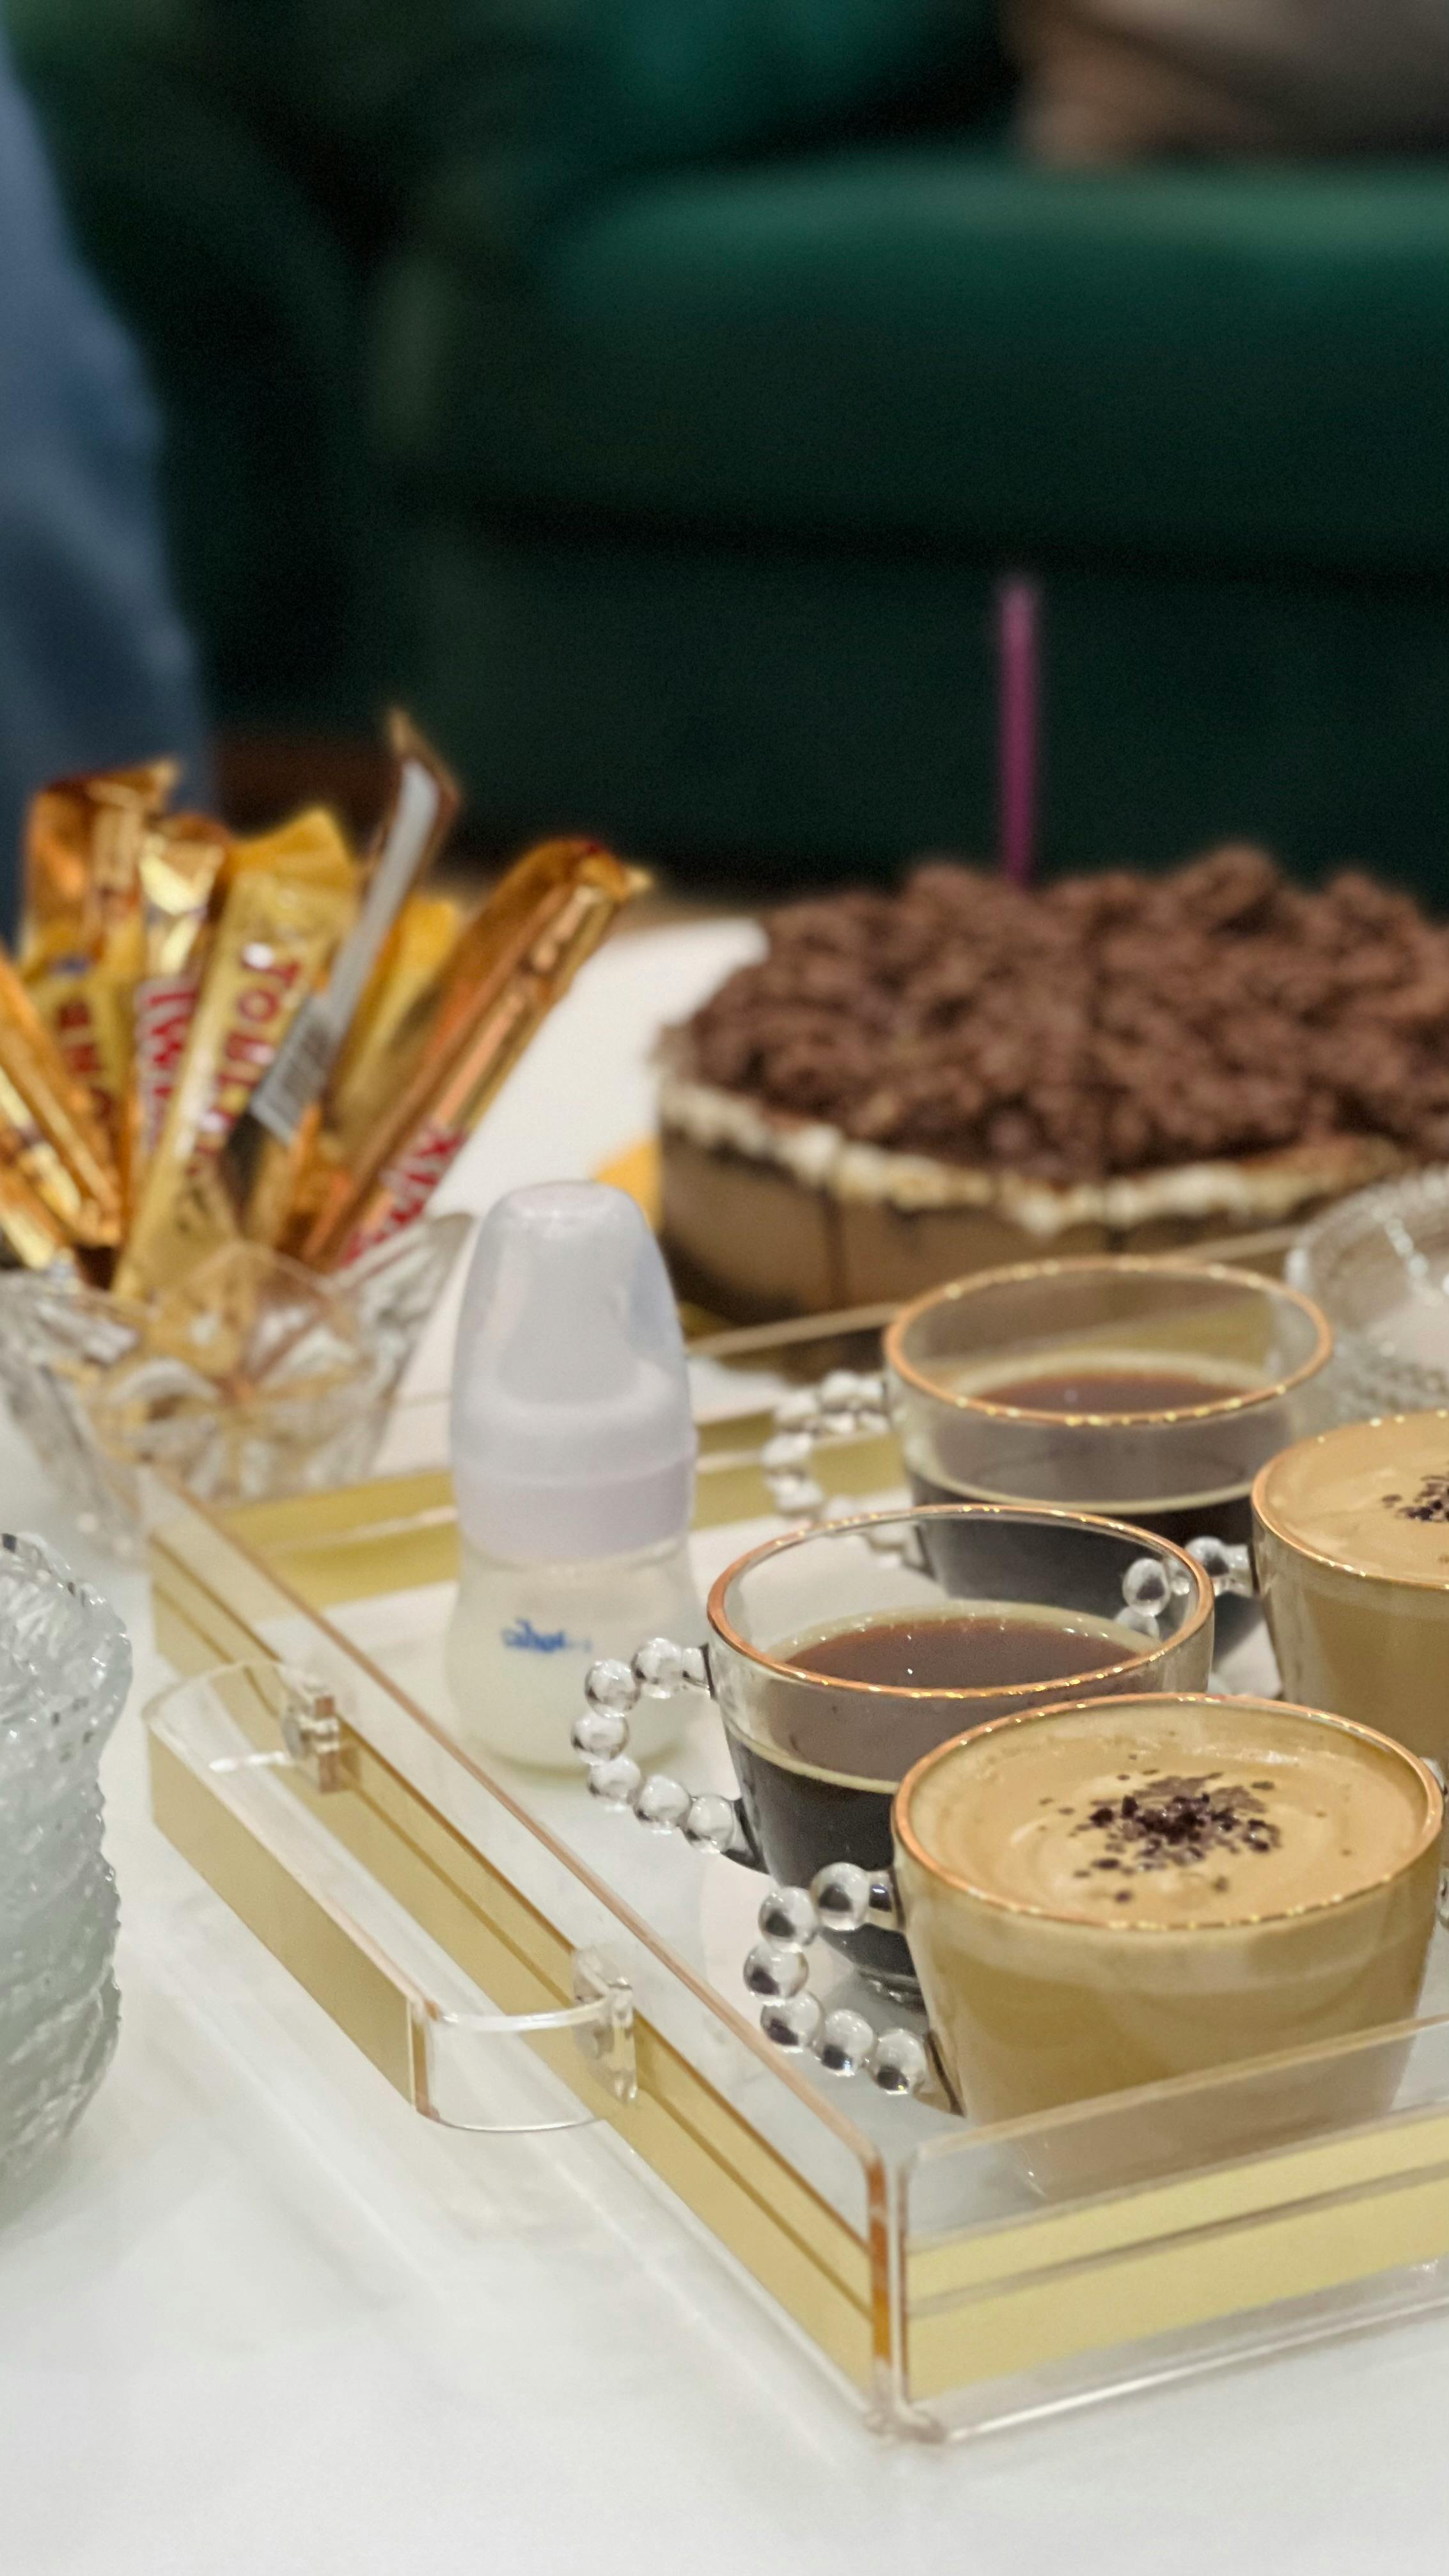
0,1148,73,1271
20,758,175,972
0,951,121,1249
276,891,462,1251
214,719,457,1251
302,845,647,1268
21,760,184,1191
24,955,130,1175
288,836,601,1260
223,806,356,898
129,814,231,1196
115,866,354,1299
416,838,609,1072
324,894,462,1157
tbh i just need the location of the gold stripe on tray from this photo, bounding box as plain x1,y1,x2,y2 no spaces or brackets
217,1426,902,1614
905,2110,1449,2401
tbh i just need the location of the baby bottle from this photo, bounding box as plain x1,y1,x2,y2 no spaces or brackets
445,1180,702,1768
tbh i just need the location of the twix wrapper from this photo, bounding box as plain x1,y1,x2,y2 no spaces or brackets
0,950,123,1250
129,813,231,1198
301,841,647,1268
115,866,354,1298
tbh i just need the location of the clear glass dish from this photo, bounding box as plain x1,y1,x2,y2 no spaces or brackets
0,1534,129,2188
1288,1167,1449,1419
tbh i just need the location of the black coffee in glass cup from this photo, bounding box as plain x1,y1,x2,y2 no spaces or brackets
583,1503,1215,2001
885,1260,1333,1655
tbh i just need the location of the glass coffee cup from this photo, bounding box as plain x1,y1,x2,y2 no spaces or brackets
1255,1412,1449,1770
885,1259,1334,1653
580,1502,1215,1998
894,1692,1441,2132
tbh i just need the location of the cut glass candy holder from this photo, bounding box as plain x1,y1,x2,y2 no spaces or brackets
0,1214,469,1558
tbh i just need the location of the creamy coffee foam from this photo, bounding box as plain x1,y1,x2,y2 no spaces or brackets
1257,1413,1449,1586
907,1698,1431,1929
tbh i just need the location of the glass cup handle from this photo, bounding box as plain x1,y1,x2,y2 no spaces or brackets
762,1371,891,1526
764,1380,1260,1612
575,1640,759,1862
741,1869,934,2098
1186,1535,1258,1600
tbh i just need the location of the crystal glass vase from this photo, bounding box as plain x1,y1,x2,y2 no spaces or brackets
0,1534,130,2192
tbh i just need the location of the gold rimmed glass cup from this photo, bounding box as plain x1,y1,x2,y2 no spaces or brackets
885,1258,1334,1653
893,1692,1442,2162
1255,1410,1449,1770
708,1502,1214,1996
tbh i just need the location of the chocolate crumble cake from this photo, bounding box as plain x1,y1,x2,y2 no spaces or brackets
661,847,1446,1316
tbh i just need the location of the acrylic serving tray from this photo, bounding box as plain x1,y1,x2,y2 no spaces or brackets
144,1289,1449,2442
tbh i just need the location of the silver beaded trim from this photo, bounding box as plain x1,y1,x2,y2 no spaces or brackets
574,1638,740,1852
763,1370,889,1524
1186,1533,1257,1598
575,1644,930,2095
745,1875,931,2097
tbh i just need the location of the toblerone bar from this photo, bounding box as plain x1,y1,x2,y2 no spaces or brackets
114,867,354,1298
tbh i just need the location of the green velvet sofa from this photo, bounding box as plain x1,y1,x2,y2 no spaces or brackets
8,0,1449,892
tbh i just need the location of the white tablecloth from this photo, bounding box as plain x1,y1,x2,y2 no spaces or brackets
4,923,1449,2573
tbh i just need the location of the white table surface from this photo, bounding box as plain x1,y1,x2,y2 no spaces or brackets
4,921,1449,2573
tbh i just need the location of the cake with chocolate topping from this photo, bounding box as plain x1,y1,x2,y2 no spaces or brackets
661,847,1449,1316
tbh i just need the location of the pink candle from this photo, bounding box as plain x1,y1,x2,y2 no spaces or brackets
997,575,1041,886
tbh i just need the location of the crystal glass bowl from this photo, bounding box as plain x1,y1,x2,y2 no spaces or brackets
0,1535,129,2192
0,1214,469,1558
1288,1168,1449,1419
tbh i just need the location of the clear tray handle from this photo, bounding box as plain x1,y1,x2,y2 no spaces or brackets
145,1661,636,2134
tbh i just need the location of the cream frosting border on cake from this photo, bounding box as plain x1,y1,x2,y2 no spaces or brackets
657,1041,1402,1242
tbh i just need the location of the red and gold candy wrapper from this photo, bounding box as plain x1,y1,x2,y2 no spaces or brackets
20,758,175,974
3,735,629,1329
21,760,182,1194
0,951,122,1249
301,844,647,1268
129,814,231,1198
414,838,609,1071
115,867,354,1298
22,956,130,1177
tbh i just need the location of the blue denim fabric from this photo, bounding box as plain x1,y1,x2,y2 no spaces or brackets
0,38,208,931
